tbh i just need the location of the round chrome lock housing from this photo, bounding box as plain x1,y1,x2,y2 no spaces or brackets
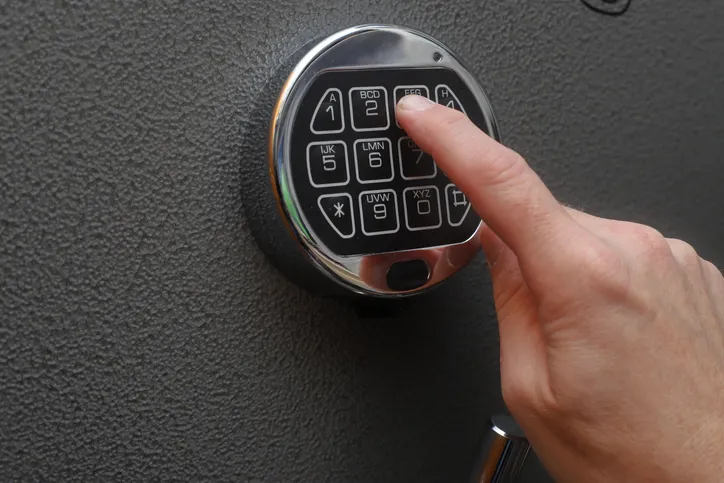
261,25,499,297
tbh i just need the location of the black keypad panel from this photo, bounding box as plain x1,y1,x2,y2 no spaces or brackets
291,68,485,256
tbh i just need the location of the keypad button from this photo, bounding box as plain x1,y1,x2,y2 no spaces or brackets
359,189,399,236
435,84,466,114
349,87,390,132
353,138,394,184
445,183,472,226
318,193,355,239
311,88,344,134
398,136,437,180
393,85,430,127
306,141,349,188
403,186,442,231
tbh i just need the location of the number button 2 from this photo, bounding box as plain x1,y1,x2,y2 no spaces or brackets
349,87,390,132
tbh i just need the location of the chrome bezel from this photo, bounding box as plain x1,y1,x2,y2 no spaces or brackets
269,25,500,297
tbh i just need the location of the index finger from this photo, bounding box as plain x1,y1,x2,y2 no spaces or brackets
396,95,588,283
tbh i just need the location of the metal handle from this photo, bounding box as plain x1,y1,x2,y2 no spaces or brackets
469,415,531,483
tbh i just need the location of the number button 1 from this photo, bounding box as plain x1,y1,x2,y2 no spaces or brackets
307,141,349,187
310,88,344,134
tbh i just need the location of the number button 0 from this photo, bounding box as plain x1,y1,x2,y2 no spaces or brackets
349,87,390,132
403,186,442,231
306,141,349,187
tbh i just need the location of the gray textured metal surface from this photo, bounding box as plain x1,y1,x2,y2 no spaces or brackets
1,1,723,482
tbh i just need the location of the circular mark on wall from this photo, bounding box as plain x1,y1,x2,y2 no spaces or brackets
581,0,632,16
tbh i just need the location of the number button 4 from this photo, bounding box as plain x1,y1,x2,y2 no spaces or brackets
434,85,466,114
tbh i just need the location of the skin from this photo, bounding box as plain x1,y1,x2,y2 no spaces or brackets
396,94,724,483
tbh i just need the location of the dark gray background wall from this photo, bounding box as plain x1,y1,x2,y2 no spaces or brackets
2,1,723,481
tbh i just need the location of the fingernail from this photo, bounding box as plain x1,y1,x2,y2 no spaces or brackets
397,95,435,112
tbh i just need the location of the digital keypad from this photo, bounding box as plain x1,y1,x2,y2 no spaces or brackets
290,68,486,256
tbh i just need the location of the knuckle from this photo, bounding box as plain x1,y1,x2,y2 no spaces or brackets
703,259,724,284
434,107,469,135
482,150,529,188
502,375,560,421
575,242,630,296
668,238,701,268
501,374,535,415
627,224,671,260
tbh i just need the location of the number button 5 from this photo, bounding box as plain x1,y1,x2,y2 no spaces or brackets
306,141,350,188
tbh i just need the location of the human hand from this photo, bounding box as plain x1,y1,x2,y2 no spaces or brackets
397,95,724,483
